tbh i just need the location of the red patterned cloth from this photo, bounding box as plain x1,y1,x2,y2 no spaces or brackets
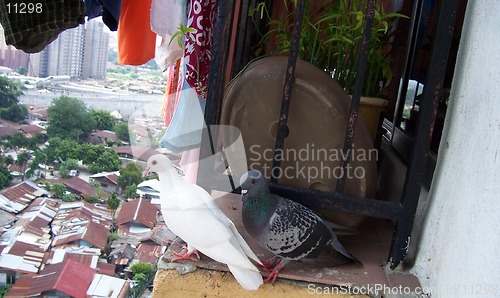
183,0,218,99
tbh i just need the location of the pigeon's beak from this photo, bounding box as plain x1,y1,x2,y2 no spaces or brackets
241,189,248,195
143,167,151,177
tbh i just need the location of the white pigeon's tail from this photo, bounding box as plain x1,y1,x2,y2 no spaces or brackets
228,265,263,291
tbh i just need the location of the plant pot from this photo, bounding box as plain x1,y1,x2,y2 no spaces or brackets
351,96,388,143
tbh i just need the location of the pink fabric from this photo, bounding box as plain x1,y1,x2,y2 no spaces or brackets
183,0,218,99
180,148,201,184
163,59,183,126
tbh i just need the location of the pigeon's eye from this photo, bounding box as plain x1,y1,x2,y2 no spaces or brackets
251,179,256,184
152,160,158,165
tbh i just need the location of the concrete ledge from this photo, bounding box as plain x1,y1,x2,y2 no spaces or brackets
152,268,367,298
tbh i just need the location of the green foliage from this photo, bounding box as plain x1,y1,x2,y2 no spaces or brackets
51,183,67,200
25,148,48,180
58,158,79,178
54,139,80,161
133,272,147,282
114,122,130,142
88,148,121,173
5,131,33,151
0,103,28,122
90,109,115,131
62,193,76,202
0,76,23,108
15,152,30,180
3,155,14,165
0,165,12,189
0,285,11,297
47,96,96,141
118,163,143,190
108,231,119,242
79,143,106,165
124,184,137,199
130,262,153,276
107,192,121,211
258,0,408,97
84,196,102,204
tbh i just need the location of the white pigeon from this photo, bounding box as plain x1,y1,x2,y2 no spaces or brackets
144,154,264,290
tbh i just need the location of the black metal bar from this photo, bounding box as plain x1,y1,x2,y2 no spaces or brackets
335,0,375,194
391,0,425,139
231,0,251,78
270,0,305,184
197,0,235,189
270,183,403,220
388,0,459,269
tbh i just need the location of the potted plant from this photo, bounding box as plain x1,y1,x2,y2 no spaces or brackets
252,0,408,140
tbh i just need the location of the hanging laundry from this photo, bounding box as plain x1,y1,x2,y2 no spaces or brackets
151,0,188,72
0,0,85,53
160,75,206,152
184,0,218,98
84,0,122,31
117,0,156,66
162,59,183,127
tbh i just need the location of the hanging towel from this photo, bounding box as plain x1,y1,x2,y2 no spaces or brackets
117,0,156,65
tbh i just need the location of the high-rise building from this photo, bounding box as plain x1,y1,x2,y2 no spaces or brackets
0,24,29,70
27,19,109,79
82,20,109,79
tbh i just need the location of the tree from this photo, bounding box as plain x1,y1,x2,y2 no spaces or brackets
6,132,30,152
107,193,121,214
114,122,130,142
0,104,28,122
0,76,22,108
0,165,11,189
130,262,153,276
90,109,115,131
15,152,30,180
88,149,121,173
53,139,80,161
51,183,67,200
47,96,96,141
59,159,79,178
79,143,106,166
117,163,143,191
124,184,137,199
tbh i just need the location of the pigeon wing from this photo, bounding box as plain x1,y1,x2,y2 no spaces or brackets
264,197,332,260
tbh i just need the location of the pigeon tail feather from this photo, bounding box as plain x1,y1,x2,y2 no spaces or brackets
227,264,264,291
330,238,362,265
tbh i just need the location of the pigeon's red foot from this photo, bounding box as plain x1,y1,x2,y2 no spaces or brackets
171,248,200,262
261,256,281,272
263,263,284,284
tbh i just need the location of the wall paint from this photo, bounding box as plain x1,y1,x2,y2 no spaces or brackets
411,1,500,297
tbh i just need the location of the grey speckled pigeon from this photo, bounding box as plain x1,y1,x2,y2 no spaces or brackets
240,170,362,283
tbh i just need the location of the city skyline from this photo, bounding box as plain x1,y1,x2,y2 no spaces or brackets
0,18,110,80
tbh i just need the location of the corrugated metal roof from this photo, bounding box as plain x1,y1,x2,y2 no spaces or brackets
87,274,129,298
116,198,157,229
134,241,162,264
52,177,101,198
53,201,113,230
52,220,110,250
0,181,48,213
6,259,95,298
